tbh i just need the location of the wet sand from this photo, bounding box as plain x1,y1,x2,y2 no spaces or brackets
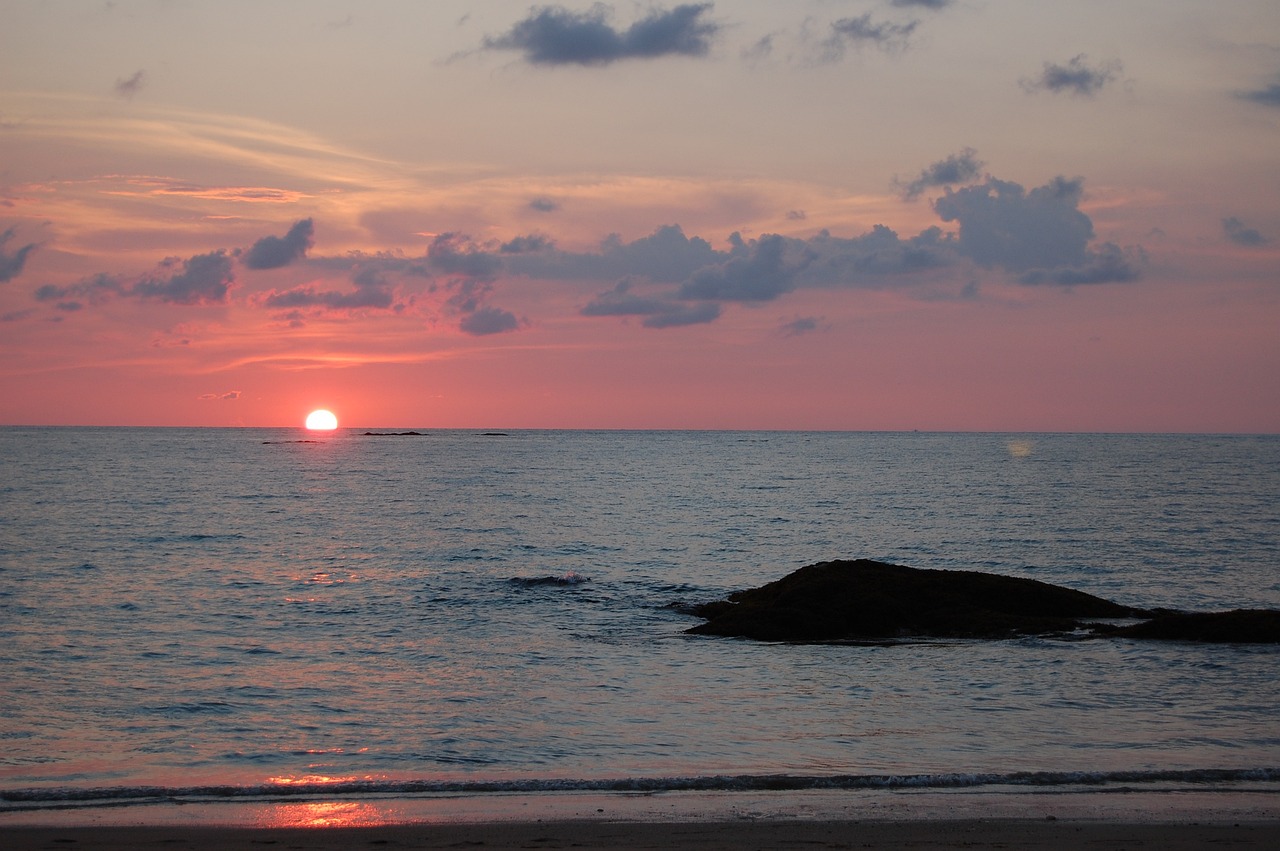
5,788,1279,849
4,819,1280,850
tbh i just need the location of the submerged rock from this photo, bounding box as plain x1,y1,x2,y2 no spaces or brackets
686,559,1280,644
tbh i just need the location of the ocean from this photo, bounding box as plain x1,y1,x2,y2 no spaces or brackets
2,428,1278,818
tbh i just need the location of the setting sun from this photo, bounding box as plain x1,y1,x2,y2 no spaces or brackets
305,409,338,430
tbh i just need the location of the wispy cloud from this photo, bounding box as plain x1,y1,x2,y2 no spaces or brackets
896,148,984,200
1223,216,1267,246
1237,76,1280,107
113,69,147,99
0,227,38,282
1022,54,1122,97
483,3,720,66
823,14,919,58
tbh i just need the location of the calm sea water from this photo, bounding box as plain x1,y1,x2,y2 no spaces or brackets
1,428,1278,812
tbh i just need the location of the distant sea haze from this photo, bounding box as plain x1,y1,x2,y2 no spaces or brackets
2,429,1278,813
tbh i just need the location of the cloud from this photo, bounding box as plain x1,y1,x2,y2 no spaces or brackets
1017,243,1140,286
580,278,721,328
1022,54,1121,97
444,277,520,335
678,233,803,302
799,224,951,284
198,390,242,401
483,3,719,66
896,148,984,200
459,305,520,335
934,176,1139,283
500,234,555,253
133,251,235,304
529,196,560,212
824,14,919,57
506,224,719,283
1238,77,1280,107
427,232,502,279
0,227,38,282
1223,217,1268,246
242,218,314,269
114,69,147,99
33,273,124,305
260,269,396,312
889,0,953,7
780,316,820,336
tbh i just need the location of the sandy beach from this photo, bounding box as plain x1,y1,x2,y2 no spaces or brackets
5,788,1280,849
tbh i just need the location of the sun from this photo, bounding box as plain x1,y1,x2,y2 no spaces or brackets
305,409,339,431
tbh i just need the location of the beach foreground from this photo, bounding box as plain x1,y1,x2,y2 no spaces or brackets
6,819,1280,850
5,789,1280,850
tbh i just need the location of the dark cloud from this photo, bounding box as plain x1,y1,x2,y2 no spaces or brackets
459,305,520,335
890,0,952,7
529,196,560,212
1238,80,1280,107
114,69,147,99
32,254,235,308
33,273,123,304
198,390,241,401
799,225,951,284
483,3,719,66
1017,243,1140,286
678,234,803,302
1223,217,1268,246
268,262,398,311
0,226,38,282
427,232,502,279
825,14,919,57
501,234,555,253
133,251,235,304
242,218,314,269
580,278,721,328
1022,54,1120,97
506,224,719,283
935,176,1139,284
897,148,983,200
260,273,395,311
786,210,807,221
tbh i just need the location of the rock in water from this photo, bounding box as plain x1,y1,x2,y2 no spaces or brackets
685,559,1145,641
1106,609,1280,643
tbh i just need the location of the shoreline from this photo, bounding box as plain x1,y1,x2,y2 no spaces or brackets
2,788,1280,824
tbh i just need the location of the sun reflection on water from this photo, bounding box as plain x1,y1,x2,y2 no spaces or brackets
258,800,394,828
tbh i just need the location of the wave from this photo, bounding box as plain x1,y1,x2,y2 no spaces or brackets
5,768,1278,811
509,572,592,587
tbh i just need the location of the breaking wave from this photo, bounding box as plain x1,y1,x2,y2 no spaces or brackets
5,768,1278,812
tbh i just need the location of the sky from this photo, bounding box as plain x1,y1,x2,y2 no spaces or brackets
1,0,1277,431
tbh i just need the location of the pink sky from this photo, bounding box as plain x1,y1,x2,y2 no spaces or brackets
1,1,1277,431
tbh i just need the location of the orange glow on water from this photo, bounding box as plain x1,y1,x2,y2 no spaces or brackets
268,773,355,786
258,800,394,829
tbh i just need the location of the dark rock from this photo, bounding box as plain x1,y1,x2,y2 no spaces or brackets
685,559,1146,642
1104,609,1280,644
362,431,424,436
